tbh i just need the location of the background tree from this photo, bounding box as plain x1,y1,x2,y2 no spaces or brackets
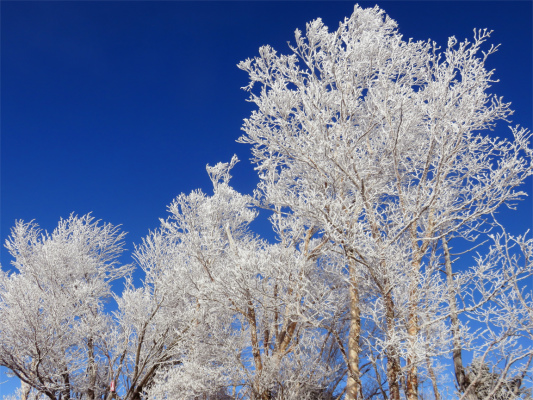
0,215,130,400
144,158,346,400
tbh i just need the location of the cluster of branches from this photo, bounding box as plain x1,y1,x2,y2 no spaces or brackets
1,5,532,400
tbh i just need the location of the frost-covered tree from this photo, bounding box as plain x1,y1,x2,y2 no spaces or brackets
238,4,532,400
144,158,346,400
1,4,531,400
0,214,130,400
447,228,533,400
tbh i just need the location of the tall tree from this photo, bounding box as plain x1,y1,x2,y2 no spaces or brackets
238,5,532,399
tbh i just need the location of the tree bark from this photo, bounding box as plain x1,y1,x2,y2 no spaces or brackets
406,267,419,400
345,259,361,400
384,291,401,400
87,337,96,400
61,369,71,400
406,248,426,400
20,380,31,400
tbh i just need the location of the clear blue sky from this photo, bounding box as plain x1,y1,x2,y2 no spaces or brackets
1,1,531,396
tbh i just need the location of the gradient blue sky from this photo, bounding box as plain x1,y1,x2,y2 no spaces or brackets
1,1,532,396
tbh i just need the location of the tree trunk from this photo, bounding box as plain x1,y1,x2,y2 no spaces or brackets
405,255,422,400
406,301,419,400
345,259,361,400
20,380,31,400
87,337,96,400
384,290,401,400
61,369,71,400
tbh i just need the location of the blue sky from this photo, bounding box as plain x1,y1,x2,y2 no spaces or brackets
1,1,532,397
